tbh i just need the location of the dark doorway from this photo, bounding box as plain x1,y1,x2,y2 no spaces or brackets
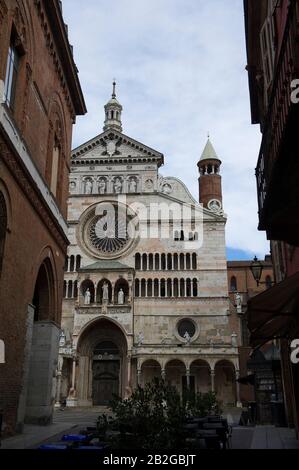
92,341,120,406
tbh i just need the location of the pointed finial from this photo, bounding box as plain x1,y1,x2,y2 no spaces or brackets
112,79,116,98
207,132,210,140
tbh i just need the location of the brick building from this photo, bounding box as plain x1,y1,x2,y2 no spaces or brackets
244,0,299,434
0,0,86,435
227,258,282,422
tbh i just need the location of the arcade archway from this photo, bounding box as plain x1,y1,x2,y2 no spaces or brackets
75,318,129,406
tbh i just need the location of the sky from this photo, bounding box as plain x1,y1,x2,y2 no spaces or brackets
62,0,270,261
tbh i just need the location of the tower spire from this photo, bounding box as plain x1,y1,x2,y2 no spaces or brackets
103,81,123,133
112,80,116,98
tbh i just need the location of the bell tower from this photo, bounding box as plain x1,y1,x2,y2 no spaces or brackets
198,136,223,211
103,81,123,133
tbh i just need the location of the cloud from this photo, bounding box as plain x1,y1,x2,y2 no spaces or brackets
62,0,270,258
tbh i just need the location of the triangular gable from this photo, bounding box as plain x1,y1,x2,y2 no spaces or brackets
72,129,164,163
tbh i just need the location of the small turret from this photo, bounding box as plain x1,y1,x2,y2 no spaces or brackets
103,81,123,133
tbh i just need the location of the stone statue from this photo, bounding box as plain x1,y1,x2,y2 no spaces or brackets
129,178,137,193
118,288,125,305
98,179,106,195
84,288,91,305
235,292,243,313
102,282,109,303
137,332,144,347
184,331,192,345
85,179,93,195
231,333,238,348
114,178,122,194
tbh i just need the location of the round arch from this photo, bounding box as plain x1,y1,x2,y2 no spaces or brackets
75,318,129,406
214,360,237,406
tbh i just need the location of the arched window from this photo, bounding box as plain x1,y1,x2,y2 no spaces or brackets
161,253,166,270
192,253,197,270
135,253,141,270
180,279,185,297
70,255,75,273
0,192,7,276
76,255,81,271
74,281,78,299
149,254,154,270
135,279,140,298
186,253,191,270
230,276,238,292
148,279,153,297
174,254,179,270
67,281,73,299
142,254,147,271
32,259,55,322
180,230,185,241
141,279,146,297
81,280,95,304
64,256,69,272
180,254,185,270
155,254,160,270
193,279,198,297
167,279,172,297
167,254,173,270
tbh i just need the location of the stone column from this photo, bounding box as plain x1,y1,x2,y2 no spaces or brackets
55,357,64,407
67,357,78,407
186,368,191,389
236,370,242,408
137,369,142,386
211,369,215,393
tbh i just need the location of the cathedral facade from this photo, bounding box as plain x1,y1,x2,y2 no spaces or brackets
57,85,241,408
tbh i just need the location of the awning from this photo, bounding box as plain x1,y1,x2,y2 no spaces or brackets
247,272,299,348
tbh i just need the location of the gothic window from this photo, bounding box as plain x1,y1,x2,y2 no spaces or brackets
230,276,238,292
186,254,191,270
0,192,7,276
174,254,178,270
4,32,22,110
142,254,147,271
167,254,172,270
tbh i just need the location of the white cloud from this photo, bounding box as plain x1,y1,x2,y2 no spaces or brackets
62,0,270,257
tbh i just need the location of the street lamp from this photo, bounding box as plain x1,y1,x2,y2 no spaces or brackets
250,256,264,286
